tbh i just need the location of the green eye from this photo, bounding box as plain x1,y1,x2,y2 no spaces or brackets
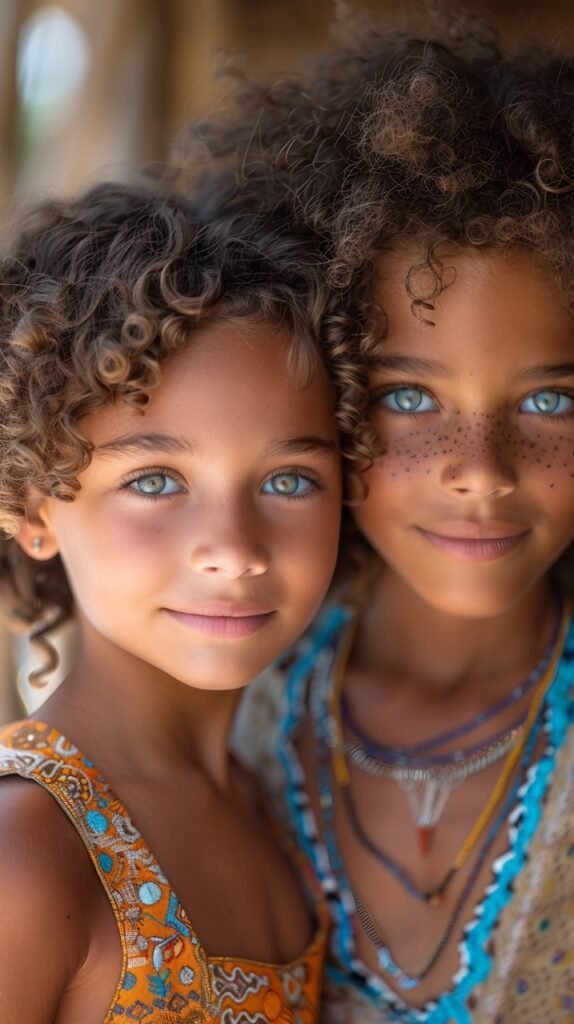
262,474,314,497
130,473,182,496
379,388,437,413
520,391,574,415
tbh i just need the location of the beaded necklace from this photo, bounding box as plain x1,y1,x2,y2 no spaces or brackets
314,621,562,904
310,605,570,990
351,710,542,989
344,720,524,781
343,699,526,767
340,611,558,760
341,665,550,904
330,602,564,853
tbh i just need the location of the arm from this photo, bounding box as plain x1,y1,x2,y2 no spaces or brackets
0,778,88,1024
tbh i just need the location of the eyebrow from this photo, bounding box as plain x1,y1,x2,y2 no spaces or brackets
267,436,337,458
373,355,449,377
96,432,336,459
373,356,574,382
96,432,195,457
516,363,574,382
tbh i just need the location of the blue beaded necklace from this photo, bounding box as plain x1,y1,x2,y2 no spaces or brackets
310,625,554,990
340,607,559,765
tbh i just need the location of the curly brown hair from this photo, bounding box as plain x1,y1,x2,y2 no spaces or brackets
0,177,373,678
183,4,574,593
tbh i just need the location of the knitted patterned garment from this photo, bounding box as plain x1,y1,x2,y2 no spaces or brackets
0,720,326,1023
233,606,574,1024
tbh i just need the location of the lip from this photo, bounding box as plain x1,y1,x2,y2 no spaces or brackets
164,603,276,638
415,523,530,562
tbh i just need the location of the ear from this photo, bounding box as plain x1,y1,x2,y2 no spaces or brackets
15,493,61,561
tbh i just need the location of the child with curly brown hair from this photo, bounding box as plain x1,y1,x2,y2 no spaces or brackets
205,9,574,1023
0,177,368,1023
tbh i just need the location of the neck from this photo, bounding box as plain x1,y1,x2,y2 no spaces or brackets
354,571,557,695
37,627,241,790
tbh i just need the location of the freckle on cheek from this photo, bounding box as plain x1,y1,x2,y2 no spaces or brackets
380,396,574,480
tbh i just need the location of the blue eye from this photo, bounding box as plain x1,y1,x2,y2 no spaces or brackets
262,473,314,497
379,387,437,413
520,391,574,415
129,473,183,497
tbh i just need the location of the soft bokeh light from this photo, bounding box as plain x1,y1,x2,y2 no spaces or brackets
18,5,90,107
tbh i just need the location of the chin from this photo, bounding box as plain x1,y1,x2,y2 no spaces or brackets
175,655,270,692
414,580,528,621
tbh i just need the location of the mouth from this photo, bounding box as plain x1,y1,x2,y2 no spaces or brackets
164,603,276,638
415,522,530,562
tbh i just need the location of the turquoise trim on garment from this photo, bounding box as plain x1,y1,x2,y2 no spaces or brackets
277,606,377,1008
278,604,574,1024
278,604,350,869
439,623,574,1024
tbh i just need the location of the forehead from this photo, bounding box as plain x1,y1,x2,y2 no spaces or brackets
374,245,574,366
84,316,336,446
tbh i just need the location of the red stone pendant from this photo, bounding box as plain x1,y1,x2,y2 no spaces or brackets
417,825,434,857
401,780,453,857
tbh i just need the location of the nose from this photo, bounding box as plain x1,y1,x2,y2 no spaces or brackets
189,504,269,579
440,425,517,500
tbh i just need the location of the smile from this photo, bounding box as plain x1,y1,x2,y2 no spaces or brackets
164,605,276,638
415,524,530,562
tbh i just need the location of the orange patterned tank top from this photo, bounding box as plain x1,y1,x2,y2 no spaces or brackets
0,720,326,1023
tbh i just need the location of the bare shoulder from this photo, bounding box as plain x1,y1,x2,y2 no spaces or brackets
0,777,95,1023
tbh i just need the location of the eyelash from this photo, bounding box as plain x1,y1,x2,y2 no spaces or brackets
262,467,323,500
119,466,323,502
370,384,437,418
371,385,574,420
521,388,574,420
120,466,185,502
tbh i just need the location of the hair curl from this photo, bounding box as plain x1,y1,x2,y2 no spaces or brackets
0,178,372,679
181,2,574,593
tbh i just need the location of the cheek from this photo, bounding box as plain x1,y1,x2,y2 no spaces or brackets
505,425,574,499
297,505,342,567
274,502,341,595
368,416,501,481
351,464,398,546
504,419,574,471
536,433,574,487
371,412,574,481
360,418,443,493
533,480,574,539
93,497,188,554
55,504,172,595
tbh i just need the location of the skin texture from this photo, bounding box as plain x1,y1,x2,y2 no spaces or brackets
0,317,342,1024
357,246,574,622
300,246,574,1008
31,319,341,697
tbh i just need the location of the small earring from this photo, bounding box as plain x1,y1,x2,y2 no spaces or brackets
32,537,42,553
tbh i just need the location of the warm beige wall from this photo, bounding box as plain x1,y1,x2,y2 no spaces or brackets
2,0,340,205
4,0,574,203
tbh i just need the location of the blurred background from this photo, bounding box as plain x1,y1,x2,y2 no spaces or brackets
1,0,573,721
